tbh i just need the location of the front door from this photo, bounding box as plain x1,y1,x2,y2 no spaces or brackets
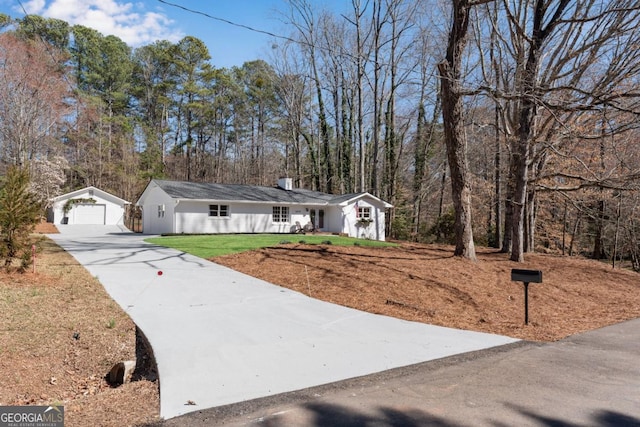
310,209,325,230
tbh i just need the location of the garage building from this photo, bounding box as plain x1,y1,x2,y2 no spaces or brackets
49,186,130,225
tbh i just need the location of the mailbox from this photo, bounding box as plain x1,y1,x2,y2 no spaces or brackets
510,269,543,325
511,269,542,283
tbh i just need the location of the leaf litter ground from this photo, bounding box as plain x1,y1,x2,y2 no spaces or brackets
214,242,640,342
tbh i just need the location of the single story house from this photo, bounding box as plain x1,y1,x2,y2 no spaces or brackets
136,178,393,241
49,186,130,225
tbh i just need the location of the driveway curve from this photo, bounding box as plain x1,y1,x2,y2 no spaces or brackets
48,225,518,419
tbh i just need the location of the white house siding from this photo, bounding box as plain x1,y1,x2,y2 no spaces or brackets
174,201,315,235
341,197,387,241
140,186,175,235
51,187,128,225
290,206,313,232
369,205,387,241
136,180,391,239
143,196,387,240
324,207,342,234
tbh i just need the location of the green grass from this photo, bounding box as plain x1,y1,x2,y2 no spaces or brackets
145,234,396,258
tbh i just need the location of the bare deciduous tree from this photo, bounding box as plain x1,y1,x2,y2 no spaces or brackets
475,0,640,261
0,34,70,167
438,0,492,261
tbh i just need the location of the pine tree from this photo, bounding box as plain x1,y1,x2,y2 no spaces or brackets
0,167,42,272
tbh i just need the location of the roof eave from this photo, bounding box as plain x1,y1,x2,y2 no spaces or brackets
174,198,330,206
337,192,393,208
51,186,130,204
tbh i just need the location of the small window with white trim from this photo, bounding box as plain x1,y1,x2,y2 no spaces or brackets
272,206,289,223
209,204,229,217
157,204,165,218
357,206,371,219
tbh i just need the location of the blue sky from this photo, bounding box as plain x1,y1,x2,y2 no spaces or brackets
0,0,318,68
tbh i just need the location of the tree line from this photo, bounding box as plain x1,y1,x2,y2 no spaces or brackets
0,0,639,270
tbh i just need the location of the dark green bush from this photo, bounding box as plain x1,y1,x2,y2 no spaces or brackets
427,209,456,244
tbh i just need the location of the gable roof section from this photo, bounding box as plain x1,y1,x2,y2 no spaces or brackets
142,179,391,207
52,186,130,205
330,192,393,208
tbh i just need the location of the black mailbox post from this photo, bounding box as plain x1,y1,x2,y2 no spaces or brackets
511,269,542,325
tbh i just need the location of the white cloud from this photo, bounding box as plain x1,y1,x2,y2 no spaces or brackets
19,0,183,46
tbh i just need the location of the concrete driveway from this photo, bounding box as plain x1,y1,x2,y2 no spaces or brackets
48,225,518,419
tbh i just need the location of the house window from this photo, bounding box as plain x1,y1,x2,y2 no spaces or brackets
272,206,289,223
209,204,229,217
157,205,165,218
357,206,371,219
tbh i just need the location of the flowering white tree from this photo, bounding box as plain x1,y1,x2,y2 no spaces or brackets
30,156,69,208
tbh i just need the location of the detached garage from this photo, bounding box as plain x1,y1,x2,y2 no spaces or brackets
50,186,130,225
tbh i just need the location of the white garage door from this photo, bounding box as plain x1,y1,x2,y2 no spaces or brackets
73,204,106,225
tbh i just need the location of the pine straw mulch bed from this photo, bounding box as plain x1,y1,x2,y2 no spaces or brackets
0,225,159,427
214,242,640,342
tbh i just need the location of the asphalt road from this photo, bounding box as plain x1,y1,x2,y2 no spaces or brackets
153,318,640,427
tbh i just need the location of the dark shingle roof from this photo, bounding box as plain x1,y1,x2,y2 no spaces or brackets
153,179,350,205
327,193,363,204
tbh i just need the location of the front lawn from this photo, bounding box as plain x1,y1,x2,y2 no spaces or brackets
144,234,395,258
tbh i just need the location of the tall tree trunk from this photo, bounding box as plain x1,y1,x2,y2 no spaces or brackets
383,0,404,209
562,201,568,255
569,211,581,257
288,0,332,192
438,0,477,261
413,103,427,236
509,129,529,261
502,153,513,253
438,160,447,219
341,78,352,193
593,135,606,259
308,43,332,193
525,186,536,252
413,90,442,237
612,194,621,268
493,104,502,248
356,16,365,193
592,199,605,259
383,92,397,203
302,132,321,191
509,0,570,262
370,0,383,197
488,7,502,249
